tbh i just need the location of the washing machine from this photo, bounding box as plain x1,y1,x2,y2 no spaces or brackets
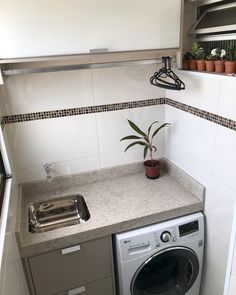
115,212,204,295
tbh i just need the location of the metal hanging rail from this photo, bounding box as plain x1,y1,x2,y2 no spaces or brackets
1,58,178,77
0,49,179,84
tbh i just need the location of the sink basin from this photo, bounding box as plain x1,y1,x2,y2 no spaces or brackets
28,195,90,233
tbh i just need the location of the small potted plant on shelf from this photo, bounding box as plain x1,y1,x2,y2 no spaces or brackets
190,42,205,71
194,43,206,71
182,52,194,70
225,43,236,75
120,120,170,179
211,48,226,73
205,53,215,72
189,42,198,70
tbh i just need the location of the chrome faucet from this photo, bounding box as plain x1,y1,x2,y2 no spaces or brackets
43,163,52,181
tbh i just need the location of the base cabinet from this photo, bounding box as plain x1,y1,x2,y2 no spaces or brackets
56,277,113,295
26,237,115,295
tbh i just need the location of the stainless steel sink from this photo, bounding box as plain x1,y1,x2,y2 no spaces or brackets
28,195,90,233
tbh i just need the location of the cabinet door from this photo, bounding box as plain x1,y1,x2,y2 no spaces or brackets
0,0,181,58
28,237,112,295
56,277,113,295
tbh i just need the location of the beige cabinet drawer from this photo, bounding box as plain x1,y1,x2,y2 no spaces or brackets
29,237,112,295
56,277,113,295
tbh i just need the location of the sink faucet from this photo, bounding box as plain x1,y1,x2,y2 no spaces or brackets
43,163,52,182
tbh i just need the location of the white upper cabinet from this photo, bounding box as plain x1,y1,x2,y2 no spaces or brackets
0,0,181,58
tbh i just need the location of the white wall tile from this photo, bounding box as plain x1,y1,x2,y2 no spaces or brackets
204,223,230,280
201,267,225,295
4,69,94,114
100,145,165,169
205,179,236,240
16,156,100,183
228,274,236,295
212,125,236,192
202,222,230,295
166,70,221,113
164,84,236,295
218,77,236,121
6,114,100,181
0,183,29,295
97,105,166,168
165,105,215,175
231,242,236,277
92,64,165,105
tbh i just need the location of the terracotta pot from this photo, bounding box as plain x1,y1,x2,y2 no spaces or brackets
214,60,225,73
225,61,235,75
205,61,215,72
144,160,161,179
189,60,197,71
182,60,189,70
196,60,206,71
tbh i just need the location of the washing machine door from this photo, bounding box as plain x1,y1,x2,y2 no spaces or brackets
131,247,199,295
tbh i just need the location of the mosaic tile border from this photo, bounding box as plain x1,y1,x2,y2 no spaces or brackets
2,98,165,124
2,97,236,132
165,98,236,131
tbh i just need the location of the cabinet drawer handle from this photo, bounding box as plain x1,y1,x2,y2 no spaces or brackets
68,286,86,295
61,244,81,255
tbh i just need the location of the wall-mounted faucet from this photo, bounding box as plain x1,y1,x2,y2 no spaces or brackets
43,163,52,182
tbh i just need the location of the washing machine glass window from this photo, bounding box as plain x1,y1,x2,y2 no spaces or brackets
130,247,199,295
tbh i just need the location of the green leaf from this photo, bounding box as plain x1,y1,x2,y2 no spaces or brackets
128,120,147,137
143,145,148,159
152,123,171,139
148,121,159,136
124,141,147,152
120,135,142,141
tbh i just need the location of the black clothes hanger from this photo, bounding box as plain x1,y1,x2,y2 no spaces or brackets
150,56,185,91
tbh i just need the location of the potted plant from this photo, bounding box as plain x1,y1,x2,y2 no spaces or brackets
211,48,226,73
189,42,198,70
120,120,170,179
182,52,194,70
205,53,215,72
225,43,236,75
190,42,205,71
194,43,206,71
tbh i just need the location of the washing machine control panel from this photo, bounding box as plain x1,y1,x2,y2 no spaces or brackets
153,226,178,247
179,220,199,237
160,231,171,243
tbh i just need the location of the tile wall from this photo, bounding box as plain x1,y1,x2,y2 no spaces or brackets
228,234,236,294
0,180,29,295
165,70,236,295
2,64,165,182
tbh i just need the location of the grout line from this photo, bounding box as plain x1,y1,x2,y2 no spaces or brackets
2,97,236,132
91,68,102,169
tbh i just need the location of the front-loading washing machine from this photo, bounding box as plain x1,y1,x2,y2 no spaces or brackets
115,212,204,295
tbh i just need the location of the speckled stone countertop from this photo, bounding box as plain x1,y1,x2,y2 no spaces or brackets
17,159,205,257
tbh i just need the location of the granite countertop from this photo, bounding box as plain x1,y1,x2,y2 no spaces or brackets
17,159,205,257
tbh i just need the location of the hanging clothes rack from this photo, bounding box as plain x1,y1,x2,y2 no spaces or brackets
150,56,185,91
